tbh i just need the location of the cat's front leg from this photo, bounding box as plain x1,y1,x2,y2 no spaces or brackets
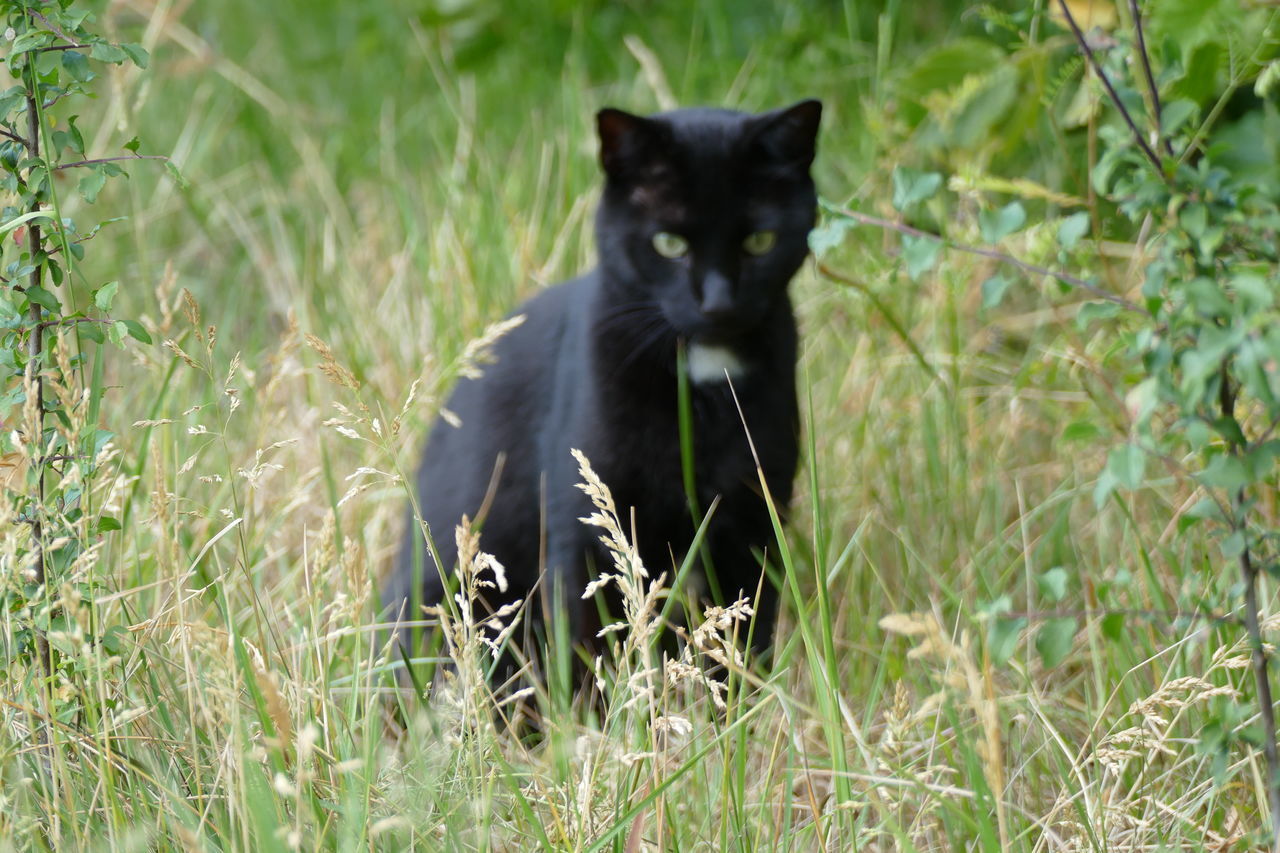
703,519,783,659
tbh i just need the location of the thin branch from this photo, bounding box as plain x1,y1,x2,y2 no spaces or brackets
829,204,1144,312
21,63,51,683
817,263,943,384
0,127,27,148
1221,367,1280,851
24,8,83,49
1056,0,1168,181
53,154,168,171
1127,0,1174,157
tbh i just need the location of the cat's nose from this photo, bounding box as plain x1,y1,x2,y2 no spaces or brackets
700,272,735,322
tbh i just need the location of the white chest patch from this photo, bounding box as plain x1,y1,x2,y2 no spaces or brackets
687,343,747,385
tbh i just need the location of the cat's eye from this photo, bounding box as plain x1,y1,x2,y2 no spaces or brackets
652,231,689,259
742,230,777,256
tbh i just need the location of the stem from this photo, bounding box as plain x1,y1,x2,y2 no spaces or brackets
1127,0,1174,157
53,154,168,171
21,59,51,681
1056,0,1169,182
1222,369,1280,848
829,204,1143,312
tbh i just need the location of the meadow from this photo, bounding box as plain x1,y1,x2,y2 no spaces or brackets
3,0,1279,849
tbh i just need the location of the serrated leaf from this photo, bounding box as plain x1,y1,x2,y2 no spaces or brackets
1057,211,1090,250
107,320,127,345
1038,567,1069,603
891,167,943,212
808,215,856,258
89,42,128,64
1035,617,1076,668
94,280,118,311
10,30,52,55
120,43,149,69
61,50,92,83
978,201,1026,244
903,234,942,282
981,273,1013,309
78,168,106,204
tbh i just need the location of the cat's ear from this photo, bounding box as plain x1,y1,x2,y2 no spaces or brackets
751,99,822,170
597,108,667,180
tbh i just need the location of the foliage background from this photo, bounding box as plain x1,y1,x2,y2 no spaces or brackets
3,0,1280,849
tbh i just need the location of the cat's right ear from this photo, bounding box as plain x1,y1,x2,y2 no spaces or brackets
597,108,664,180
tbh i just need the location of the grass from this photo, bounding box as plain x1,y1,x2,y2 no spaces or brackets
1,0,1275,849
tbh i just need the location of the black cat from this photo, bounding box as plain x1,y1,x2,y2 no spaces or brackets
384,100,821,669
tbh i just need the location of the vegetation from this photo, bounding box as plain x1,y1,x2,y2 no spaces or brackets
3,0,1280,849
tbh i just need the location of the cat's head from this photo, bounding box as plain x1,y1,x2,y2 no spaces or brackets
594,100,821,343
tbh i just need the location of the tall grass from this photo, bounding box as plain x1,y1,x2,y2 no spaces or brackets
0,0,1272,849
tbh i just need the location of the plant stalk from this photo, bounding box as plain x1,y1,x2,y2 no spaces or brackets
22,58,50,680
1222,369,1280,848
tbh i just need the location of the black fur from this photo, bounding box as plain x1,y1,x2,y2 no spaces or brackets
384,100,821,667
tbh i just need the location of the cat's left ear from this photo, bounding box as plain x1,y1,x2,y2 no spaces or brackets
597,108,667,180
751,99,822,169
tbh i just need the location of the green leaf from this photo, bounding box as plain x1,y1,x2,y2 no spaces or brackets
79,322,103,344
102,624,128,655
89,42,128,64
988,614,1026,665
1231,273,1272,311
1106,444,1146,490
1035,618,1076,669
94,280,118,311
1159,99,1199,137
903,234,942,281
808,215,856,258
164,160,190,190
1220,530,1246,559
108,320,127,345
981,273,1012,309
1037,567,1069,603
1062,420,1103,443
1197,454,1250,490
78,168,107,204
978,201,1026,244
891,167,943,211
61,50,92,83
1100,612,1125,642
123,136,141,154
97,516,122,533
10,30,52,55
26,286,60,312
122,319,152,345
1076,301,1120,330
120,43,150,69
1057,212,1090,250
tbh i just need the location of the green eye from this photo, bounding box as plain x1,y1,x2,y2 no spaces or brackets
742,230,777,255
652,232,689,259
